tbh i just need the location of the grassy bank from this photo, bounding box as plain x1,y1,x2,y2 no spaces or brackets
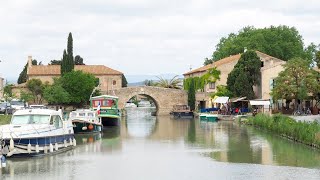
0,115,11,125
244,114,320,148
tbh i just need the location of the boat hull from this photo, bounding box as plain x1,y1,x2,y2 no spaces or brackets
1,134,75,157
199,114,218,122
72,121,102,133
100,116,120,126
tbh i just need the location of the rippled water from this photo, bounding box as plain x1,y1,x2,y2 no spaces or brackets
2,108,320,180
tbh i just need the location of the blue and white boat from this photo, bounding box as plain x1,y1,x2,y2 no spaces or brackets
0,109,75,157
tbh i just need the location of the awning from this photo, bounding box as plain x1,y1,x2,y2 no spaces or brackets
213,96,229,104
249,100,270,106
230,97,247,102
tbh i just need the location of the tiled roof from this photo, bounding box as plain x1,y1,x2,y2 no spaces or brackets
28,65,123,76
183,51,285,76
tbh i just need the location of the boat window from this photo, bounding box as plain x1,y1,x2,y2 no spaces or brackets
79,113,85,117
87,113,94,117
103,99,114,107
11,115,50,125
51,115,63,128
94,100,100,107
70,112,77,118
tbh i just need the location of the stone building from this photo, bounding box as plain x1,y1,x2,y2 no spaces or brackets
26,56,123,92
183,51,285,109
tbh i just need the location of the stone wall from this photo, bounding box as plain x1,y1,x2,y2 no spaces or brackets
110,86,188,116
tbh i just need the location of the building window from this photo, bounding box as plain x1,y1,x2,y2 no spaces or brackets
113,80,116,85
261,61,264,67
209,82,215,89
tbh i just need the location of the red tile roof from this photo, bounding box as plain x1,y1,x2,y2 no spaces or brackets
28,65,123,76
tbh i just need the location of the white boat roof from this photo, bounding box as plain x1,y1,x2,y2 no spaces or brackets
13,109,62,116
91,95,119,99
70,109,96,113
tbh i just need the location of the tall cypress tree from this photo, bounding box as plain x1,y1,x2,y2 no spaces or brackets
67,32,74,71
61,33,75,75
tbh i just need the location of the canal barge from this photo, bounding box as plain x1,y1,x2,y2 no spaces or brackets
170,105,194,119
90,95,120,126
0,109,75,157
69,109,102,133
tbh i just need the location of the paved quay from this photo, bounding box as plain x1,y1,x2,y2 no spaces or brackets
290,115,320,123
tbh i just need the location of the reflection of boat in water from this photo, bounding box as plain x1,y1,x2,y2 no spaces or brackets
126,115,157,138
75,133,102,145
0,109,75,158
69,109,102,133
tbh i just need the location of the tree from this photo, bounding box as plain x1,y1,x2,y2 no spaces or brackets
316,49,320,68
3,84,14,101
211,85,233,97
122,74,128,87
61,33,75,75
210,25,313,63
74,55,85,65
60,71,97,105
20,91,34,103
203,57,213,66
227,50,261,98
271,57,320,110
187,78,196,110
49,60,62,65
155,75,182,89
17,59,38,84
144,79,155,86
43,79,70,105
26,79,46,104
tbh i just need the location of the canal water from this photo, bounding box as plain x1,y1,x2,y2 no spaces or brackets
2,108,320,180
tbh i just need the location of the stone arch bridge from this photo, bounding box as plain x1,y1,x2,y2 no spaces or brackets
108,86,187,115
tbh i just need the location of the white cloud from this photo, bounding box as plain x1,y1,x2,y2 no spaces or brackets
0,0,320,82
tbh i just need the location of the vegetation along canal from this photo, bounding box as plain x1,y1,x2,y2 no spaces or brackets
1,108,320,179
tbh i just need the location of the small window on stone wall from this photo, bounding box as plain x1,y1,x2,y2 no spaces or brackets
113,80,116,85
209,82,215,89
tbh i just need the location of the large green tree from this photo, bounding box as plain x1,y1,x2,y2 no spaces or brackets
43,78,70,105
122,74,128,87
60,70,97,105
74,55,85,65
226,50,261,99
210,25,314,63
271,57,320,110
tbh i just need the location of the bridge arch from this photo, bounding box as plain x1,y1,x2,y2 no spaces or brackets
109,86,188,115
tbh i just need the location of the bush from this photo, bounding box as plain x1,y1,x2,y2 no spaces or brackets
247,114,320,146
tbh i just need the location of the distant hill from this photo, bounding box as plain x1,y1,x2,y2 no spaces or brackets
125,74,183,84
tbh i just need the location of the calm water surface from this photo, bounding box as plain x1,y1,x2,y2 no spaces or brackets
2,108,320,180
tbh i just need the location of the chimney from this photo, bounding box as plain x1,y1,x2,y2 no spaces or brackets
27,55,32,76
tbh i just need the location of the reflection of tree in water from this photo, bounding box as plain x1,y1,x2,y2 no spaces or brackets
251,128,320,168
187,119,196,143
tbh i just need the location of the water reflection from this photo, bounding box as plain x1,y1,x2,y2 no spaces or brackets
2,109,320,179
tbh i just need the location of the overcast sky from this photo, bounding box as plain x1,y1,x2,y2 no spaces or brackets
0,0,320,82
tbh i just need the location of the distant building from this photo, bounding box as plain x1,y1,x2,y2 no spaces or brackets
26,56,123,92
183,51,285,109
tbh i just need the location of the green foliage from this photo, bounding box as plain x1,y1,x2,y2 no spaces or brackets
184,67,221,91
26,79,47,104
271,57,320,108
144,79,155,86
247,114,320,146
211,85,233,97
203,57,213,65
0,115,11,125
20,91,33,102
122,74,128,87
187,78,196,110
43,80,70,105
49,60,61,65
316,50,320,68
227,50,261,99
17,59,38,84
60,70,97,105
3,84,14,100
155,75,182,89
75,55,85,65
61,33,75,75
211,25,312,62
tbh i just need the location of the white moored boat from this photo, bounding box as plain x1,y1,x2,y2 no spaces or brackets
0,109,75,158
69,109,102,133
